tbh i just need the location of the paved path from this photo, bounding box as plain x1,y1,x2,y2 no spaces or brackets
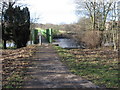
24,44,98,88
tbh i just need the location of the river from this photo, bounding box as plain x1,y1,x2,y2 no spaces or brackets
53,38,85,49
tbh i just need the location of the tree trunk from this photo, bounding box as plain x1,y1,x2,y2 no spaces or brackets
93,1,96,30
3,40,7,49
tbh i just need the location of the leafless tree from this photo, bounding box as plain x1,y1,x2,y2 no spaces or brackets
75,0,115,31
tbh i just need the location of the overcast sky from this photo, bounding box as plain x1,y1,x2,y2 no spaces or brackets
17,0,79,24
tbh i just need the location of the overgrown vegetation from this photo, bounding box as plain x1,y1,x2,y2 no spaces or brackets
54,46,119,88
81,31,102,48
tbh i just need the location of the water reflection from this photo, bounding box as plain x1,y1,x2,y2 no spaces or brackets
53,38,82,49
6,41,32,47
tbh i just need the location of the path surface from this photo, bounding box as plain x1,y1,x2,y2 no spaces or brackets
24,44,98,88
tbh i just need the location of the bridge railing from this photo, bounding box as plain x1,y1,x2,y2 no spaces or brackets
30,28,53,44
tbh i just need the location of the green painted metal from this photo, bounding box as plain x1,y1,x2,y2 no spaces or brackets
49,28,52,43
46,28,52,43
30,28,53,44
36,28,46,37
33,29,39,44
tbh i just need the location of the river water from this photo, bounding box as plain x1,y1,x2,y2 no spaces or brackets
53,38,85,49
5,41,32,48
5,38,85,49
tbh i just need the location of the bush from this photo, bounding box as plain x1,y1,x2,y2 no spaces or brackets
81,31,102,48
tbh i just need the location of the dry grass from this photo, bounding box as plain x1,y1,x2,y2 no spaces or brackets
1,45,38,88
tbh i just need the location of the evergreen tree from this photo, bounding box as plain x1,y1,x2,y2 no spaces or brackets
2,2,30,48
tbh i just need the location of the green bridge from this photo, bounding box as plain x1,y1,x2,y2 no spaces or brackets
31,28,53,44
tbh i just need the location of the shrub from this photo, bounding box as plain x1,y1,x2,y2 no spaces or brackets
81,31,102,48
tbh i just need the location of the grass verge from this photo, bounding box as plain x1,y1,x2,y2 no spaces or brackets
53,46,119,88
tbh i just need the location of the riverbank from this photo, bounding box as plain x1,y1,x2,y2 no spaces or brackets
54,46,119,88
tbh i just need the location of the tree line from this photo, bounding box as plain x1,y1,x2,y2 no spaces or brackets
29,0,119,50
0,0,119,50
75,0,119,50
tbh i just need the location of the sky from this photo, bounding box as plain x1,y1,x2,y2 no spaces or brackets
17,0,78,24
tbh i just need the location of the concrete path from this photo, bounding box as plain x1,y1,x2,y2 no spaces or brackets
23,44,98,88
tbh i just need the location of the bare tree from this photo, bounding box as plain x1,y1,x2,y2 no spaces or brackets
77,17,92,31
111,1,119,50
75,0,115,31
